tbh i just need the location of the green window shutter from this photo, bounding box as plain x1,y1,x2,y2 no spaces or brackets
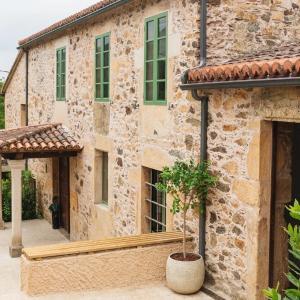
95,33,110,102
144,12,168,105
56,47,66,101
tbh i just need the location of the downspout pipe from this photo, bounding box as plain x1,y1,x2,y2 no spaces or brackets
195,0,208,259
25,49,29,170
25,49,29,126
192,91,208,259
181,0,208,258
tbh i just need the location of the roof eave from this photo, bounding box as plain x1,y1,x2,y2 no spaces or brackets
1,50,24,95
18,0,131,49
180,77,300,90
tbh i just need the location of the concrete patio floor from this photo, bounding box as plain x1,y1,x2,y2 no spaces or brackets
0,219,213,300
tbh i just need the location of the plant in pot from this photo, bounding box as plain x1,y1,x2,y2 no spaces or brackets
49,196,60,230
156,159,217,295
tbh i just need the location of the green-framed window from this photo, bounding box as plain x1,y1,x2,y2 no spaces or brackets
144,12,168,105
95,33,110,102
56,47,66,101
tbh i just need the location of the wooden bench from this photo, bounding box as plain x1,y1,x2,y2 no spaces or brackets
22,231,191,260
21,232,194,295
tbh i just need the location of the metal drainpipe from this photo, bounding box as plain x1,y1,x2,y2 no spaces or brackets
25,49,29,170
187,0,208,258
197,0,208,260
25,49,29,126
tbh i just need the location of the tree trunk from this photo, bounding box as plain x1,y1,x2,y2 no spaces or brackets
183,210,186,259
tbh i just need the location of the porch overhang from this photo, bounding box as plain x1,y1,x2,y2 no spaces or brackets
0,123,83,160
181,51,300,90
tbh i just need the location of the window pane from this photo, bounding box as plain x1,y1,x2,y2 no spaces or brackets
61,61,66,73
158,39,166,58
158,17,167,37
147,20,154,40
96,39,102,52
96,54,101,68
56,86,60,99
146,82,153,101
103,84,109,98
157,60,166,80
61,86,65,99
103,52,109,67
96,84,101,98
104,36,109,51
61,74,65,86
61,49,66,60
102,152,108,204
103,68,109,83
146,62,153,81
146,41,154,60
96,69,101,83
157,82,165,100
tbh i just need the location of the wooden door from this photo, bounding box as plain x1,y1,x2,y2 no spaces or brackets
269,123,292,290
59,157,70,233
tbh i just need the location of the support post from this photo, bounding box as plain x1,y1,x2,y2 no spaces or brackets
8,159,25,257
0,157,4,230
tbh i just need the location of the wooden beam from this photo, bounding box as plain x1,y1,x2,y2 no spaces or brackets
1,151,79,160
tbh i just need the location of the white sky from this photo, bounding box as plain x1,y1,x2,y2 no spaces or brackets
0,0,97,79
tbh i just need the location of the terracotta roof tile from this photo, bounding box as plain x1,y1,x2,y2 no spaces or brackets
19,0,123,47
0,124,82,154
187,44,300,84
188,57,300,83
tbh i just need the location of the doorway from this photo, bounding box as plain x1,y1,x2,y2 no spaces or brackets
53,157,70,235
269,122,300,290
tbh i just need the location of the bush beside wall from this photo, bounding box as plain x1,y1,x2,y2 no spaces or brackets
2,170,37,222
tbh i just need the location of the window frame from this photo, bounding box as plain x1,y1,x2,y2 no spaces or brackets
95,32,111,102
56,47,66,101
144,12,168,106
144,169,167,233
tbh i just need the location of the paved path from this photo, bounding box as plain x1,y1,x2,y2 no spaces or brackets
0,219,212,300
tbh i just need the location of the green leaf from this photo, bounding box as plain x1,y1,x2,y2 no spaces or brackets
263,286,281,300
285,289,300,299
286,272,300,289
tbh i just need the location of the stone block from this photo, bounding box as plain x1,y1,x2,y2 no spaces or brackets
232,179,260,206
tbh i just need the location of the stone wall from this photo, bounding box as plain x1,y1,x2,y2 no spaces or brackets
205,86,300,299
5,0,300,299
207,0,300,65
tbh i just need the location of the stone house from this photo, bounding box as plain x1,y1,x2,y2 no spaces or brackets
2,0,300,299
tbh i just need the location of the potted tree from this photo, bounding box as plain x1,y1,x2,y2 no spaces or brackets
156,159,216,295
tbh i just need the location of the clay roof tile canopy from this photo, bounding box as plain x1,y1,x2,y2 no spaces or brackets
0,123,82,159
187,44,300,84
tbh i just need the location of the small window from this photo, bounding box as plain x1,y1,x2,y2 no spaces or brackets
56,47,66,101
95,150,109,205
144,13,168,105
95,33,110,102
144,168,166,232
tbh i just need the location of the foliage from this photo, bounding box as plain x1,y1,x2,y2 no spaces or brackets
156,159,217,258
2,170,37,222
263,199,300,300
2,174,11,222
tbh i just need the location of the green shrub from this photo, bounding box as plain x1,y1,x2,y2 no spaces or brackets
2,175,11,222
263,199,300,300
2,170,37,222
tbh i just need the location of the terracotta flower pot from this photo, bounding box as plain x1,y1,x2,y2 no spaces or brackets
166,252,204,294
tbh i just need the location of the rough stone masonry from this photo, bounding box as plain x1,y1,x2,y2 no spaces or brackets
5,0,300,299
